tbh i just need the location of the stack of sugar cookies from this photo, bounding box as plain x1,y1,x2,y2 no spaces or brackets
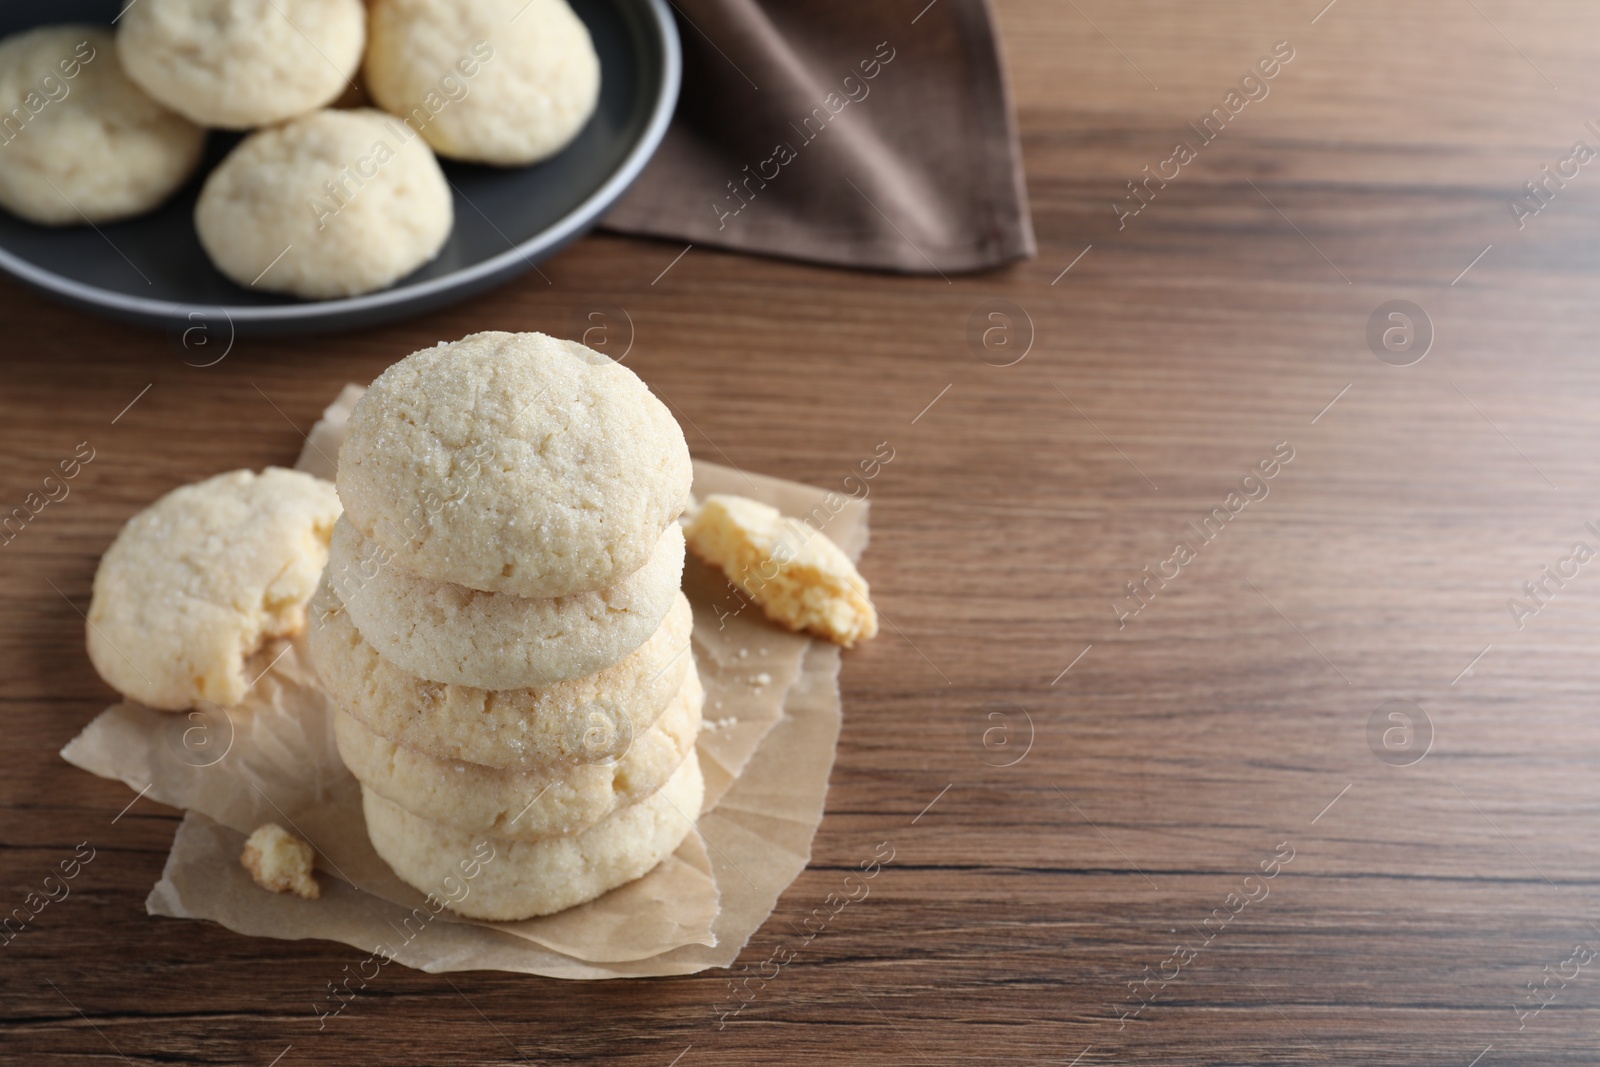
307,331,700,921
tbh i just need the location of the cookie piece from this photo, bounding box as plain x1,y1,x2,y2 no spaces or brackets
337,659,702,841
337,332,691,597
0,26,203,226
686,494,878,647
241,823,320,899
308,578,693,769
118,0,366,129
328,515,685,688
363,752,703,920
88,468,341,711
194,108,452,299
364,0,599,165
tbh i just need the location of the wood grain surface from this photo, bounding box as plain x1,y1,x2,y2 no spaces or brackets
5,1,1600,1063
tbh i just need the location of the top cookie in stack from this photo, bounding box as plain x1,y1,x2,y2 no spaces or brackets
312,331,702,921
330,329,692,691
339,331,689,605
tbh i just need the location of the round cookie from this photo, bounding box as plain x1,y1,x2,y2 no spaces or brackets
87,468,341,711
195,108,452,299
364,0,599,165
337,332,692,598
307,577,693,769
363,752,704,921
337,660,702,841
328,515,685,688
0,26,204,226
118,0,366,129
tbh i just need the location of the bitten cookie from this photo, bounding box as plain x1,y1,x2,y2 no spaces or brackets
337,332,691,597
364,0,599,165
687,494,878,647
328,515,685,688
363,751,704,920
308,578,693,769
118,0,366,129
0,26,204,226
87,468,341,710
337,660,702,840
194,108,451,299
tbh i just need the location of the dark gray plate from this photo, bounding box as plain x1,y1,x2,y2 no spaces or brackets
0,0,678,333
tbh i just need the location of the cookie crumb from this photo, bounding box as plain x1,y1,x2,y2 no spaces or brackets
241,823,320,899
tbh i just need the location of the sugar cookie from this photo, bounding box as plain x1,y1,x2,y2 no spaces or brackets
0,26,203,225
362,752,703,920
687,494,878,647
118,0,365,129
336,332,691,597
194,108,451,299
364,0,599,165
337,660,701,840
328,515,684,688
87,468,341,710
308,578,693,769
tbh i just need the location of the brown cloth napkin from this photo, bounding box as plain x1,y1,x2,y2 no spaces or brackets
600,0,1035,274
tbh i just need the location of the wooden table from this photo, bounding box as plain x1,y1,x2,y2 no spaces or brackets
5,1,1600,1062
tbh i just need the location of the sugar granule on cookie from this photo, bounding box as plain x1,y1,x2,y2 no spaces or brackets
686,494,878,648
241,823,320,899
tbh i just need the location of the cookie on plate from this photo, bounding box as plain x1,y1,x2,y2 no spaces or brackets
87,468,341,710
364,0,599,165
336,660,702,840
308,578,693,769
362,751,703,920
336,332,691,597
0,25,204,226
194,108,451,299
118,0,366,129
327,514,685,688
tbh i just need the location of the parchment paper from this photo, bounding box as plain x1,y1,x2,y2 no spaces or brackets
62,384,868,978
